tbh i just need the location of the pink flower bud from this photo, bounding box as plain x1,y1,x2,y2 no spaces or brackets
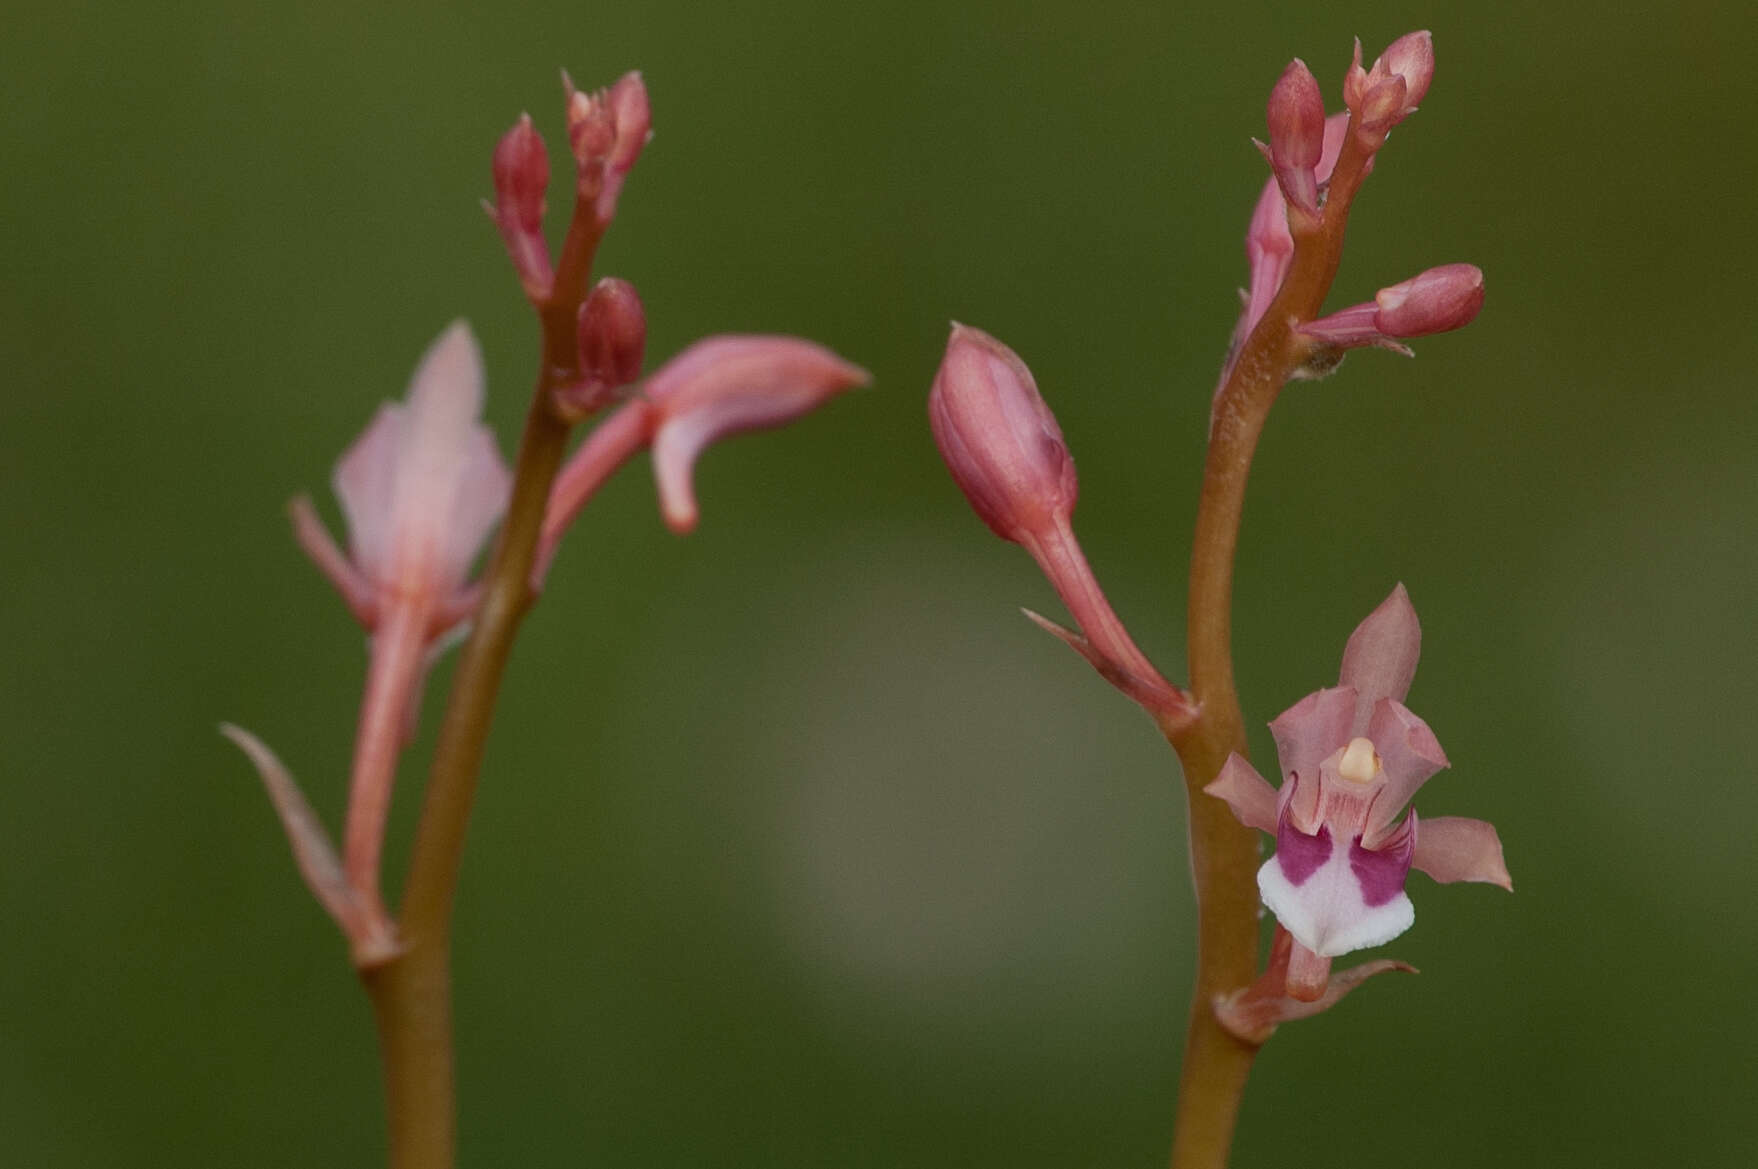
1373,263,1484,337
928,324,1076,546
556,277,646,417
487,114,553,301
1262,59,1325,216
1344,31,1434,141
565,70,652,227
1299,264,1484,356
646,335,868,533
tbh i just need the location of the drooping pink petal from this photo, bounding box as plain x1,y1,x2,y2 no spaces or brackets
1268,685,1356,785
1363,697,1449,843
1339,583,1422,730
647,335,867,533
1412,815,1512,889
1205,753,1280,834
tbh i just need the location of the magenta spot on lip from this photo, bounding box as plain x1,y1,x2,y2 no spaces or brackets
1349,838,1414,906
1273,820,1332,886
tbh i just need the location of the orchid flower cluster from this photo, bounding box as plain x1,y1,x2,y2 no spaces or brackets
225,71,864,975
929,30,1508,1149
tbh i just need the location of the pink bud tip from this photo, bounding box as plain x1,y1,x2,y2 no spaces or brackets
928,324,1077,546
566,70,652,226
646,335,868,533
559,277,647,417
1345,31,1434,139
1374,263,1484,337
490,114,553,300
1265,59,1325,215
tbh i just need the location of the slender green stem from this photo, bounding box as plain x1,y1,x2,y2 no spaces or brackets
360,205,606,1169
1166,131,1372,1169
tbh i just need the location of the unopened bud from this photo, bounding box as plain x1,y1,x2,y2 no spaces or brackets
1344,31,1434,143
1262,59,1326,217
1298,263,1484,358
556,278,648,418
1373,263,1484,337
928,324,1076,546
564,70,652,227
487,114,553,301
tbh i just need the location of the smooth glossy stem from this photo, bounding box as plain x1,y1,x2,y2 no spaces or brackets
1167,127,1372,1169
360,206,607,1169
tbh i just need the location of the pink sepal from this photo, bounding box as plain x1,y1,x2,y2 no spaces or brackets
646,335,868,533
1213,928,1416,1043
1340,581,1421,718
1412,815,1512,889
1204,753,1279,834
220,724,401,968
1344,31,1434,144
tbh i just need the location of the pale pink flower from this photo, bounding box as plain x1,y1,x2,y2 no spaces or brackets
1205,585,1509,999
245,322,512,942
293,321,512,634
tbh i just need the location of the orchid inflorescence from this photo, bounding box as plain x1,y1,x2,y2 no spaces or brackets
929,29,1507,1060
226,70,865,969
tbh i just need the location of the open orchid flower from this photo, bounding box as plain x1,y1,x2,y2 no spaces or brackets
1205,585,1510,1000
290,321,512,637
234,321,512,951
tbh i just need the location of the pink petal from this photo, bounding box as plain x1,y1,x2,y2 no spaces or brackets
1204,754,1279,834
648,335,867,533
1362,697,1449,843
1268,685,1355,785
1339,583,1422,730
1412,815,1512,889
333,403,403,583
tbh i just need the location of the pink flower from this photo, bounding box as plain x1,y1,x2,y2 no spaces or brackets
292,321,512,634
255,322,512,942
1204,585,1509,999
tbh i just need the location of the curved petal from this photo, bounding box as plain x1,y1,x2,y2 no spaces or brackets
1412,815,1512,889
648,335,867,532
1364,697,1449,842
1204,753,1279,834
1340,583,1421,731
333,403,404,582
1269,685,1355,784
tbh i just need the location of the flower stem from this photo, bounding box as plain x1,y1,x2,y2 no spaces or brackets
1166,129,1371,1169
359,207,606,1169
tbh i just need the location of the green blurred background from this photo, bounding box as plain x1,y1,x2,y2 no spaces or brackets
5,0,1754,1165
